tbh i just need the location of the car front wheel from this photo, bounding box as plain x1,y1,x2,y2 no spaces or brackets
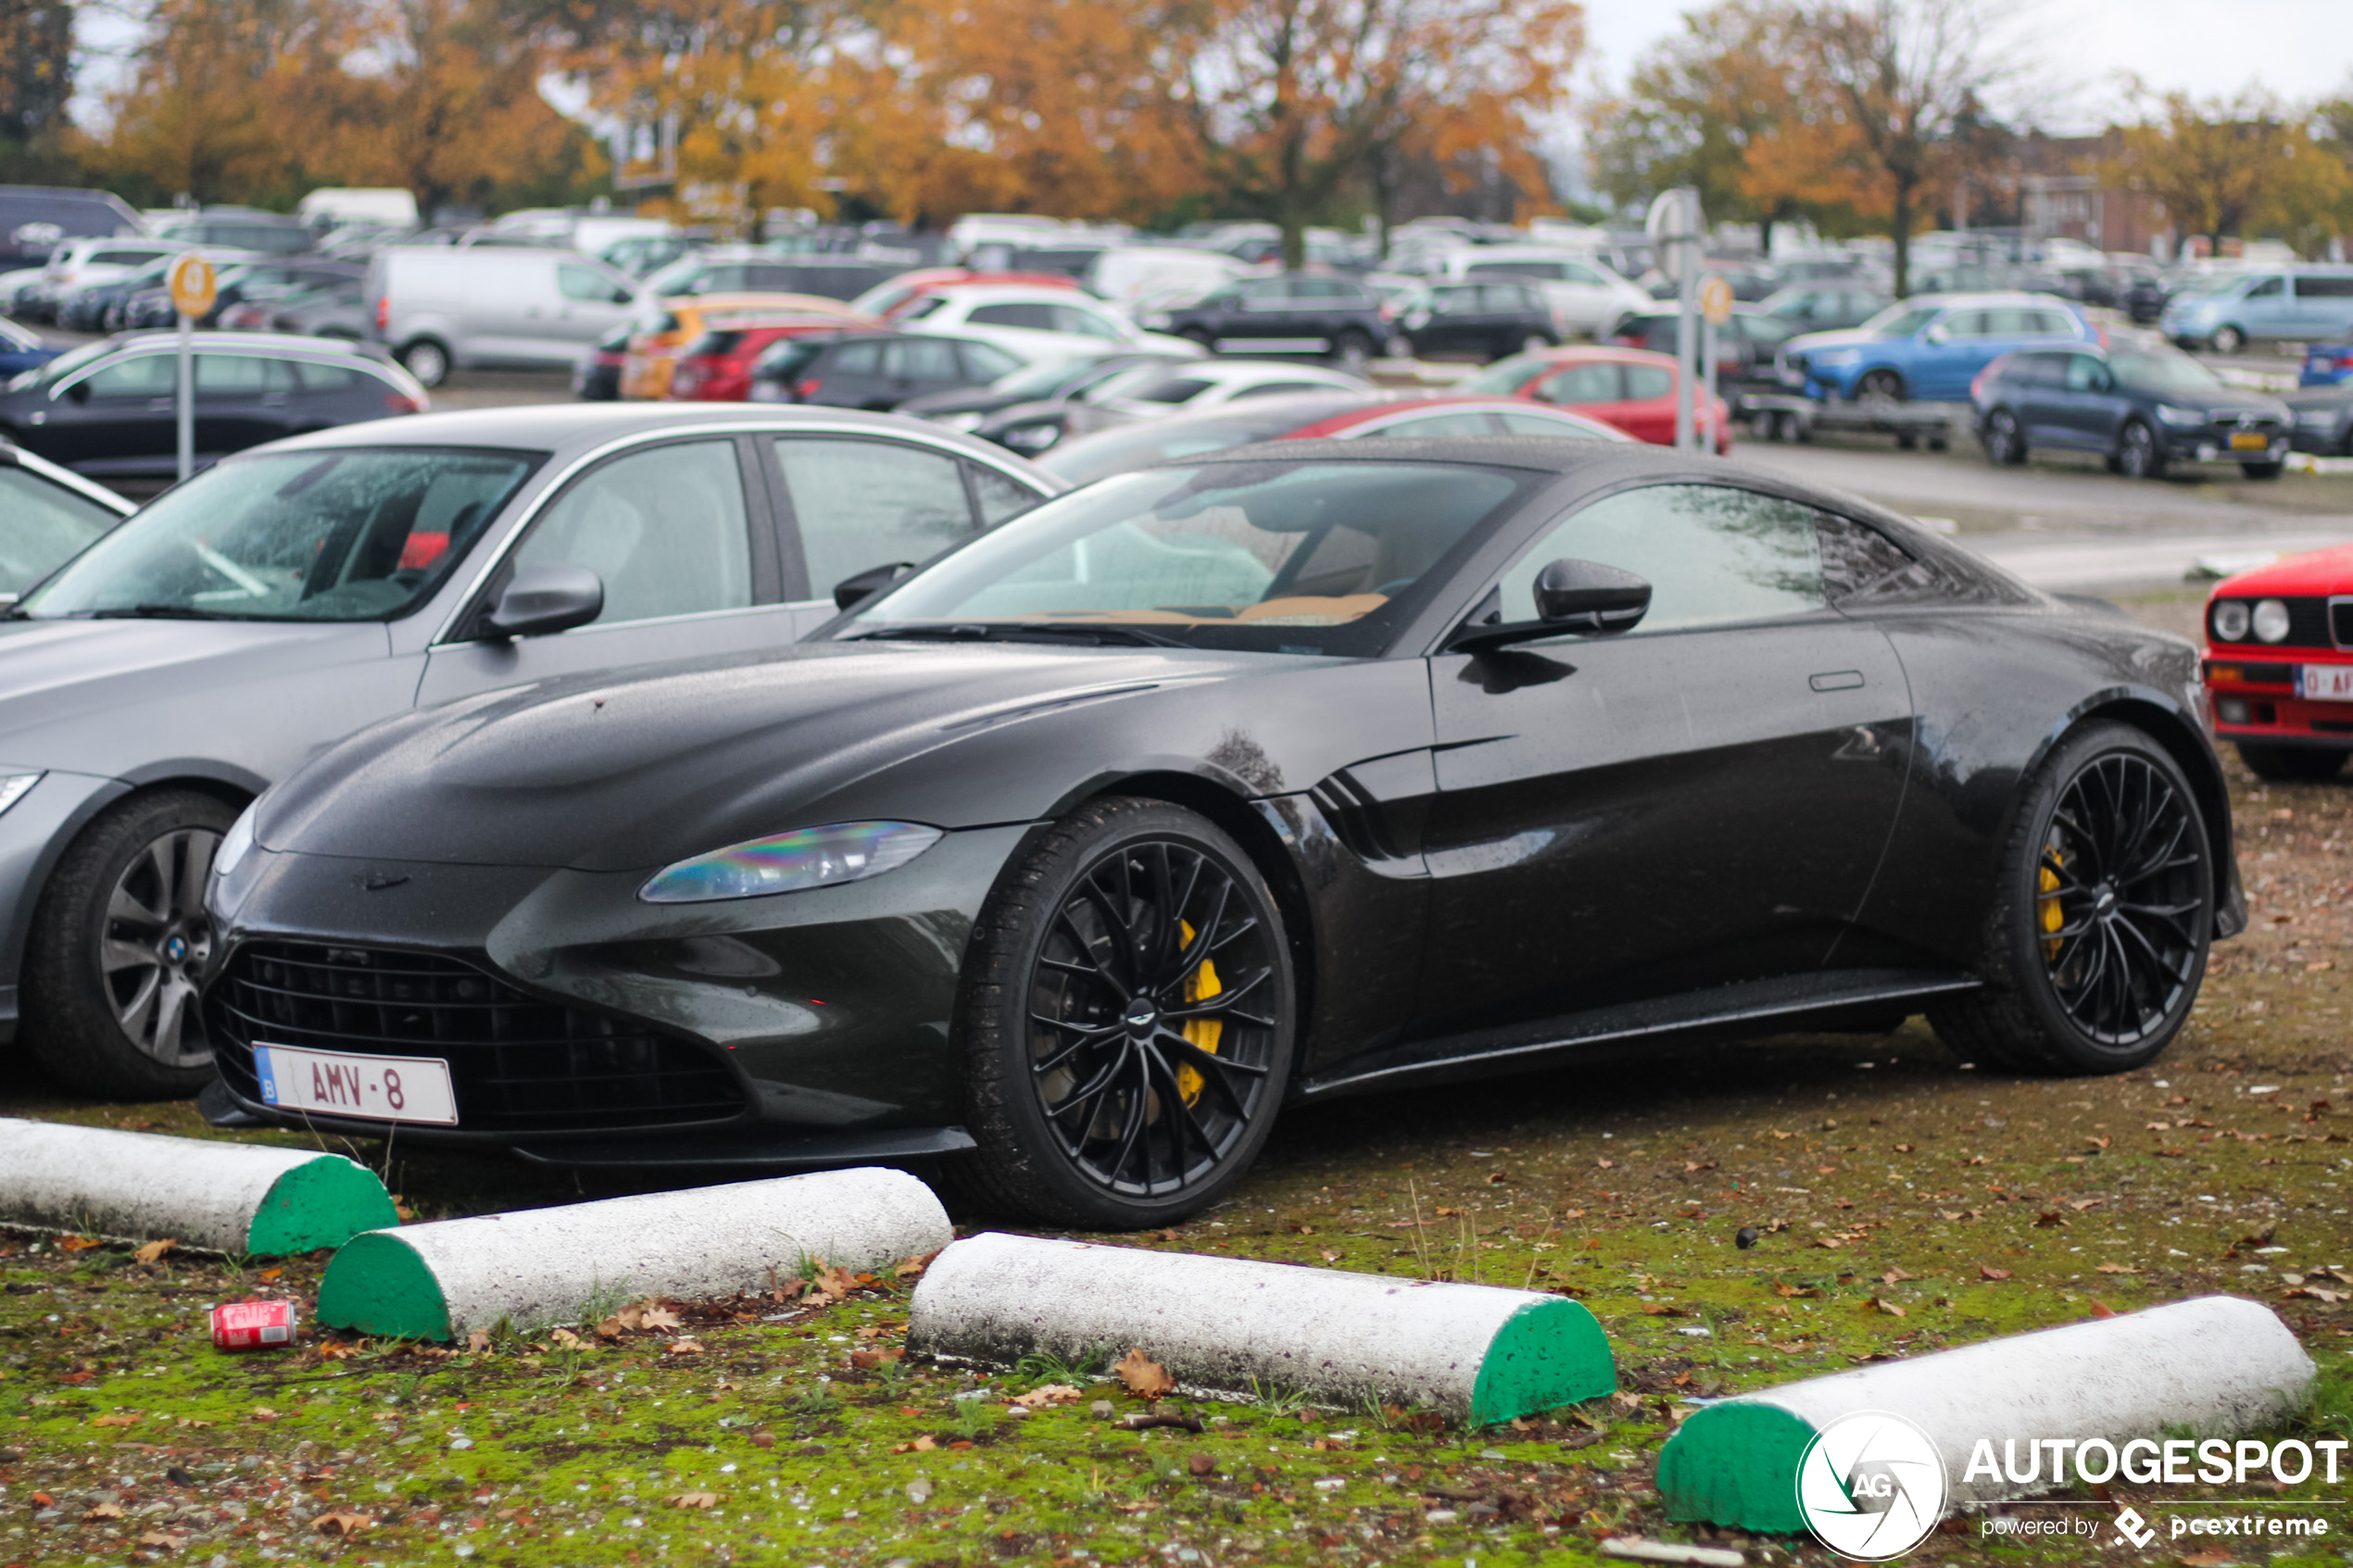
1332,330,1375,371
396,338,452,388
2116,419,2166,480
1931,722,2212,1074
1856,369,1905,403
952,797,1296,1228
21,789,240,1098
1982,408,2027,466
2210,325,2246,355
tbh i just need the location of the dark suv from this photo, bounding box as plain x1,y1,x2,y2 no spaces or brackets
746,331,1023,410
1151,273,1390,369
1971,343,2293,481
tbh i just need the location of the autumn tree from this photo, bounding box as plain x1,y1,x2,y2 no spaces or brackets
0,0,76,175
1171,0,1582,269
1789,0,2010,295
2106,87,2353,257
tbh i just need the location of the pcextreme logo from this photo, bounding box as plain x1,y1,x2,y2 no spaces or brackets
1793,1411,1950,1561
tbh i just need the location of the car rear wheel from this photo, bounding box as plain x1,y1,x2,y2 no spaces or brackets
2234,742,2345,782
952,797,1295,1228
2116,419,2166,480
1982,408,2028,466
2210,325,2246,355
1516,333,1554,358
1931,722,2212,1074
1856,369,1905,403
21,789,239,1098
396,338,451,389
1332,330,1375,372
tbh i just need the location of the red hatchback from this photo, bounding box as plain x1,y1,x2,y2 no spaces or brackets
668,318,862,402
2203,548,2353,780
1458,345,1733,453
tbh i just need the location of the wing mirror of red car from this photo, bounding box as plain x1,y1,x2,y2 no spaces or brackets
481,563,603,639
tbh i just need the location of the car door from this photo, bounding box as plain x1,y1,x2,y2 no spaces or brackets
2235,276,2289,341
1911,308,1990,399
878,335,967,408
192,352,288,457
550,262,640,356
1224,277,1302,346
2047,351,2122,449
2004,351,2070,445
415,434,790,704
43,350,179,471
764,435,1045,633
1413,481,1911,1039
1617,362,1679,445
1531,360,1629,432
1416,286,1479,357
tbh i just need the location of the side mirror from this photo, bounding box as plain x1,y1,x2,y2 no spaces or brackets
1923,324,1950,345
1449,558,1652,651
63,380,91,404
481,563,603,639
833,560,915,611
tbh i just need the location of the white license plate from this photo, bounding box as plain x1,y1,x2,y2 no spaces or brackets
253,1044,458,1124
2303,665,2353,702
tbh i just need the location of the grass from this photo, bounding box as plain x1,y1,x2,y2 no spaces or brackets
1,753,2349,1565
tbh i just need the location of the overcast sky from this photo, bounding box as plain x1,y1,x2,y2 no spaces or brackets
1585,0,2352,130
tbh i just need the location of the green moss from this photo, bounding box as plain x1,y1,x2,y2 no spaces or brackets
1657,1399,1818,1533
243,1153,400,1255
315,1231,451,1339
1467,1297,1617,1424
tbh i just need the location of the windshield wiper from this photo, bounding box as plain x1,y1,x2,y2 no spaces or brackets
849,622,1186,648
85,603,257,621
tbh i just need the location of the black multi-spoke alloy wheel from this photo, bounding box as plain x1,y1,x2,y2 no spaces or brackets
954,797,1295,1226
2234,742,2346,783
23,789,239,1098
1931,723,2213,1073
1982,408,2027,466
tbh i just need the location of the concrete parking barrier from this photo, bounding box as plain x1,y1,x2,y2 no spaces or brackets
1658,1295,2315,1533
0,1117,396,1254
908,1231,1617,1424
316,1166,951,1340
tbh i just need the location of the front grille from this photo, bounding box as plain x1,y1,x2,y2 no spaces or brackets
2330,600,2353,648
208,942,747,1132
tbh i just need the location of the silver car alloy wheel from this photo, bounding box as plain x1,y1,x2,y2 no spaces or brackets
102,826,220,1068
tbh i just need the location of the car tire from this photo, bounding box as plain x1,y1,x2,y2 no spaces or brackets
396,338,452,389
1856,369,1905,403
21,789,240,1099
1180,328,1216,352
1982,408,2028,466
2239,459,2284,481
2210,325,2246,355
950,796,1296,1228
1332,330,1375,372
1516,333,1554,358
2234,742,2346,782
2116,419,2166,480
1930,722,2212,1075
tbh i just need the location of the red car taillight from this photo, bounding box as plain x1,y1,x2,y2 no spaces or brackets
375,296,389,332
385,392,422,414
1969,368,1992,401
796,378,822,399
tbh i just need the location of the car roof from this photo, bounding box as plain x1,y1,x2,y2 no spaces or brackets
251,402,1068,473
0,438,135,515
659,292,866,316
1516,345,1680,367
1905,291,2082,309
923,283,1109,305
1159,360,1364,387
102,331,384,359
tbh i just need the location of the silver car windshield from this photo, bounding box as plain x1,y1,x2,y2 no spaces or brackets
20,448,537,621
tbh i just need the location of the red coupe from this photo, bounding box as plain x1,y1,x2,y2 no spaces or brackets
1457,345,1734,453
2204,547,2353,780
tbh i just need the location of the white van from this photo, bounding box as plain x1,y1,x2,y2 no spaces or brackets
1084,245,1242,307
296,188,420,232
1437,246,1652,336
365,246,644,387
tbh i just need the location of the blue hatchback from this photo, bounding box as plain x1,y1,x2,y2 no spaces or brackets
1776,293,2096,402
2301,333,2353,387
0,318,60,382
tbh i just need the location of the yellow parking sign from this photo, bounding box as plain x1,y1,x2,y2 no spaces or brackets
1699,274,1734,326
168,254,217,320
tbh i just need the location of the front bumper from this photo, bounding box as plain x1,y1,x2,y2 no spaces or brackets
2206,653,2353,748
2161,432,2290,465
201,825,1034,1160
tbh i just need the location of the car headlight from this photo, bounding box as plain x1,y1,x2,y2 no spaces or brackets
213,803,258,880
2156,405,2205,427
2210,599,2250,641
2297,409,2334,427
2253,598,2292,644
1000,424,1061,451
0,772,40,817
638,821,943,904
1812,348,1859,366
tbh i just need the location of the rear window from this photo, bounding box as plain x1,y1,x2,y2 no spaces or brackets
754,339,826,383
1134,377,1215,405
688,331,744,357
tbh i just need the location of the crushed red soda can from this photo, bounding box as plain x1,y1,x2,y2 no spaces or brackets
210,1298,297,1352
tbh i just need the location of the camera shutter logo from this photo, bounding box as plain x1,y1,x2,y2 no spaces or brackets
1793,1410,1949,1560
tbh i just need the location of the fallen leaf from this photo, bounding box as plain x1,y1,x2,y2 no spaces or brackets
1978,1265,2011,1281
58,1236,103,1253
1865,1297,1906,1317
1434,1207,1465,1217
1188,1451,1217,1475
250,1406,280,1421
91,1412,140,1427
133,1239,176,1265
84,1500,126,1519
2033,1211,2067,1228
849,1348,900,1370
911,1435,937,1451
313,1512,372,1537
1114,1348,1175,1399
1892,1143,1914,1153
1011,1385,1082,1408
136,1530,185,1549
2066,1198,2104,1210
465,1329,492,1355
2087,1298,2117,1318
812,1262,858,1299
1772,1282,1818,1298
2095,1263,2138,1274
895,1250,939,1279
670,1492,720,1510
549,1328,584,1350
2086,1135,2111,1151
1594,1159,1615,1170
257,1268,282,1282
666,1339,706,1356
1881,1266,1913,1284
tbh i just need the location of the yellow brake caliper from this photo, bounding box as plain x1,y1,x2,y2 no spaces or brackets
2039,843,2066,960
1174,919,1223,1107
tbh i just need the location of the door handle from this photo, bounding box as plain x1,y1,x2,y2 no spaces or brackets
1810,671,1865,692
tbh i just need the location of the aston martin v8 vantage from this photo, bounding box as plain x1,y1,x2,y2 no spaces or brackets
202,437,2243,1226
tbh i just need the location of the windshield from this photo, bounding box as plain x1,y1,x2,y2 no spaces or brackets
642,256,705,296
21,448,538,621
2111,348,2226,394
1456,354,1552,395
990,357,1124,399
1861,304,1942,337
844,459,1534,657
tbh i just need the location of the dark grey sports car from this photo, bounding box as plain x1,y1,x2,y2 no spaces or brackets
202,438,2243,1227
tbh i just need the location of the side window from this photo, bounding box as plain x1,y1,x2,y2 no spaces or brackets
774,438,977,598
1237,279,1290,304
1051,305,1125,340
510,440,753,626
1361,411,1497,438
1498,483,1824,633
558,264,627,305
1538,363,1621,404
885,337,963,380
968,302,1057,330
2245,276,2284,299
0,469,119,596
970,463,1043,525
957,341,1022,381
1431,288,1474,315
830,341,885,376
2061,355,2108,392
195,355,274,395
1561,263,1604,285
1817,511,1946,604
2031,309,2078,336
1622,364,1673,400
80,354,176,398
1946,310,1995,337
2296,275,2353,299
296,359,363,391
